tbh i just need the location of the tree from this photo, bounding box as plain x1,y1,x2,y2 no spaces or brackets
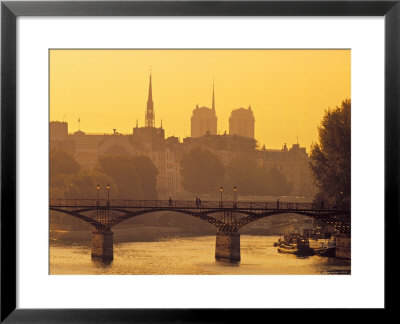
50,150,80,174
265,166,292,195
180,148,225,194
226,156,259,194
309,99,351,208
131,155,158,199
226,156,292,196
95,155,158,200
64,170,114,199
49,150,80,197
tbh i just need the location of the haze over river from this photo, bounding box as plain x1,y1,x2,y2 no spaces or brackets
50,235,350,275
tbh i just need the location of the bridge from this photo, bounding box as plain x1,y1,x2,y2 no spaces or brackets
50,198,350,262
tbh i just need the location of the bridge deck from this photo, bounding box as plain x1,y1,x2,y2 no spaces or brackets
49,199,347,212
49,199,350,233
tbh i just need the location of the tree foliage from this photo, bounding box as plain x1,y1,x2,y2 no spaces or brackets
226,156,292,195
95,155,158,200
64,170,114,199
180,148,225,194
50,150,80,175
49,150,158,200
180,149,292,196
309,99,351,208
49,150,81,196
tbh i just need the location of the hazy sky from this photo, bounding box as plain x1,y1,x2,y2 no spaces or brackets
50,49,350,150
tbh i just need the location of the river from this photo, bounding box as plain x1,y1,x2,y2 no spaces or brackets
50,235,350,275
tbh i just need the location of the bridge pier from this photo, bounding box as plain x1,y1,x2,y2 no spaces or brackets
215,231,240,261
91,230,113,261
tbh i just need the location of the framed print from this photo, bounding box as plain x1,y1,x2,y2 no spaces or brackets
1,0,399,322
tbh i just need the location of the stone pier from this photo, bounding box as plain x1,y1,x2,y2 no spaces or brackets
215,231,241,261
91,230,113,261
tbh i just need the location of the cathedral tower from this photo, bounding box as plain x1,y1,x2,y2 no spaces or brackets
191,83,218,138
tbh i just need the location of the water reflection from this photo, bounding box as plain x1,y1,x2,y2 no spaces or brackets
92,258,113,267
215,259,240,267
50,235,350,275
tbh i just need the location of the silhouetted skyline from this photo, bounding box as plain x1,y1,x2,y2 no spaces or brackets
50,49,350,149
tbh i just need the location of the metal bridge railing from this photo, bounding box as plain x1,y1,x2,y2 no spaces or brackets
49,199,339,211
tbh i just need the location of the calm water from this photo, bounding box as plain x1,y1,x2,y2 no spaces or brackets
50,235,350,275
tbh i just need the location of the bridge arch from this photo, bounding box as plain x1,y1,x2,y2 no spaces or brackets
50,207,104,229
107,208,228,229
50,199,350,262
227,210,350,233
49,206,349,233
49,207,227,231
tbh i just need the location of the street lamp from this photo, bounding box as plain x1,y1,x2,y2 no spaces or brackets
220,186,223,207
106,184,110,205
340,191,343,207
96,184,100,206
234,186,237,208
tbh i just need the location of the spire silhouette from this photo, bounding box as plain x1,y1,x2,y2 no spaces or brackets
145,73,155,127
148,73,153,102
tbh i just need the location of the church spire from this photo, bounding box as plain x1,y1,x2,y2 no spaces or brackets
145,73,155,127
212,81,215,111
148,73,153,102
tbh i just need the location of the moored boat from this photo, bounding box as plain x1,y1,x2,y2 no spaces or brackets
273,236,283,247
308,237,336,257
277,243,296,254
314,247,336,257
277,234,314,256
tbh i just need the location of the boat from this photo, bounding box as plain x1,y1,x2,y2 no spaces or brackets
314,247,336,257
308,237,336,257
277,233,314,256
273,236,283,247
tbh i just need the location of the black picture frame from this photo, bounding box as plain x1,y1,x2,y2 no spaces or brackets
1,0,398,322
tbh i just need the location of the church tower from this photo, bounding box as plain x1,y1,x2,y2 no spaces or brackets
229,105,255,139
191,83,218,138
145,73,155,128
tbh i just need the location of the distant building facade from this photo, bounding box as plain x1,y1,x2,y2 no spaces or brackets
229,106,255,139
50,121,68,141
183,133,257,166
191,84,217,138
258,143,315,196
50,74,185,199
50,76,316,199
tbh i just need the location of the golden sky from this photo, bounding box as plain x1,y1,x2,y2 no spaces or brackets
50,49,350,150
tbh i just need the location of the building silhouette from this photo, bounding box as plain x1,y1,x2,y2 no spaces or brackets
50,75,316,199
229,106,255,139
50,121,68,141
132,74,165,150
191,84,217,138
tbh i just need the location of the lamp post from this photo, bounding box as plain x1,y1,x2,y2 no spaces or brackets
220,186,223,207
106,184,110,206
234,186,237,208
96,184,100,206
340,191,343,208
